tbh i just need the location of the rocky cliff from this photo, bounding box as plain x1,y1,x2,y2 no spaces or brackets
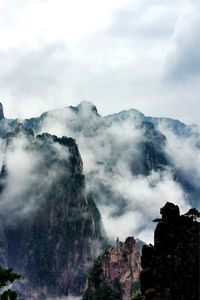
0,124,106,299
83,237,141,300
141,202,200,300
0,103,4,121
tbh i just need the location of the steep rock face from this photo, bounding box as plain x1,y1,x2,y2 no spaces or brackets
0,124,106,299
0,103,9,137
83,237,141,300
0,103,4,120
140,202,200,300
132,122,168,176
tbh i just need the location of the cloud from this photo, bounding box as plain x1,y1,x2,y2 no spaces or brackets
0,0,120,49
0,102,194,244
107,0,182,40
0,135,42,221
0,0,199,124
157,121,200,208
0,132,71,224
0,43,78,118
26,290,81,300
39,106,190,244
100,170,189,244
164,1,200,81
0,0,199,243
47,296,81,300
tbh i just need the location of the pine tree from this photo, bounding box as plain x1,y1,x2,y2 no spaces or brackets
0,267,20,300
185,208,200,221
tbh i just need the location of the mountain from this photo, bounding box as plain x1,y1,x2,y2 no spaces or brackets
0,123,106,299
0,101,199,243
83,237,141,300
0,102,199,297
141,202,200,300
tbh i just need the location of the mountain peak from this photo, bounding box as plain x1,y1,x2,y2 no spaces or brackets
70,101,99,116
78,101,98,112
13,123,34,138
105,108,145,125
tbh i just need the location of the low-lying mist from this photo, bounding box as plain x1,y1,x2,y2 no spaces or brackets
33,103,194,243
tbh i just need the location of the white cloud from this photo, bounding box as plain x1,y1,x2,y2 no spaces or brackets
99,169,189,244
164,1,200,81
158,121,200,203
0,0,199,124
0,136,42,220
0,0,129,49
0,0,199,243
39,108,190,244
47,296,80,300
0,132,70,223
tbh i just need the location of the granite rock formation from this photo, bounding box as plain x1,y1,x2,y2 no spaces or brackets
83,237,141,300
141,202,200,300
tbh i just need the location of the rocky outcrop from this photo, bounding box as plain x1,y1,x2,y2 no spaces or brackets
132,121,168,176
0,103,4,120
141,202,200,300
0,125,106,299
83,237,141,300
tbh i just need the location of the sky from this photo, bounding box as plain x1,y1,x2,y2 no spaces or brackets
0,0,200,124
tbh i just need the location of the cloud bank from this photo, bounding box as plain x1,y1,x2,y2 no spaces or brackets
0,0,199,124
38,104,191,243
0,131,71,224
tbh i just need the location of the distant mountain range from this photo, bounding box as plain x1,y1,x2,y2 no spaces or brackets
1,103,199,235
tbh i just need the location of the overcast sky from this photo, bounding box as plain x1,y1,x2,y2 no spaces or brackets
0,0,199,124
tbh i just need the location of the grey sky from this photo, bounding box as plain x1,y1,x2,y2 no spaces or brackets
0,0,199,124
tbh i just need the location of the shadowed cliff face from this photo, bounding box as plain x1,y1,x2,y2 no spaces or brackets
0,103,4,121
0,124,106,299
83,237,141,300
140,202,200,300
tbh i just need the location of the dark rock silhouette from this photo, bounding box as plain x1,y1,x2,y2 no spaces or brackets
141,202,200,300
0,103,4,120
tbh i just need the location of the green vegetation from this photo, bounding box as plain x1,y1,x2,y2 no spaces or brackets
130,292,142,300
83,281,122,300
131,281,141,295
83,257,123,300
0,267,20,300
185,208,200,221
88,256,103,289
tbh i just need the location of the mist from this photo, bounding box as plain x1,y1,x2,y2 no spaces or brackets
37,103,191,243
0,102,196,243
0,130,71,224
